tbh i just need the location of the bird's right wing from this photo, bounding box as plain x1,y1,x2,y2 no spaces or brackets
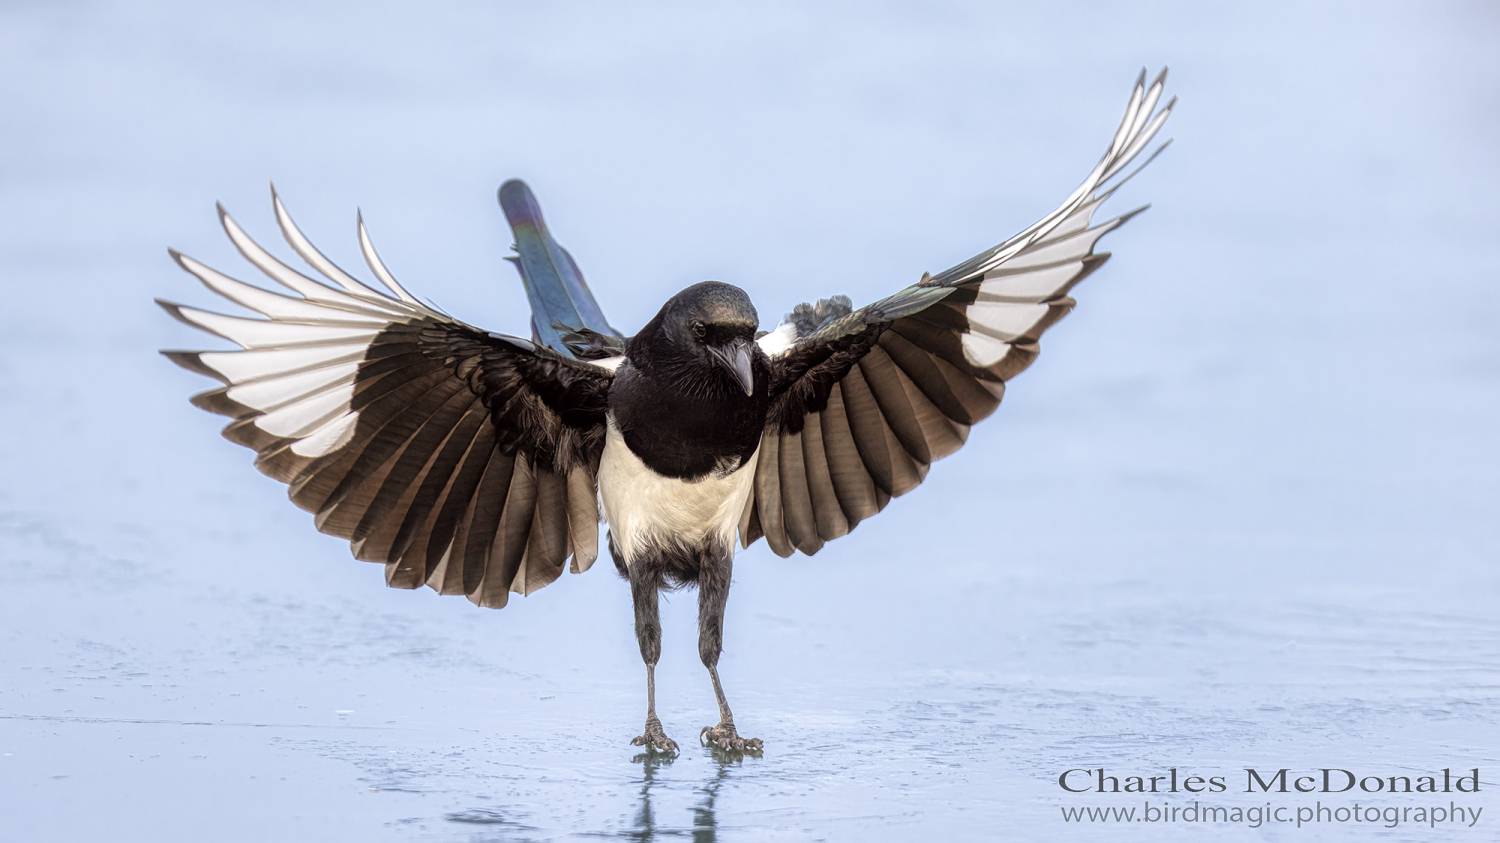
743,68,1174,557
159,190,615,608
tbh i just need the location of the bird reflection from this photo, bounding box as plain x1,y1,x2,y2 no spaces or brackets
624,750,671,841
625,746,748,841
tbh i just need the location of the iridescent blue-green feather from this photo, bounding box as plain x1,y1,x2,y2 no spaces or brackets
498,179,620,357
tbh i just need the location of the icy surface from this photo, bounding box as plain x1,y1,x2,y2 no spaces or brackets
2,3,1498,841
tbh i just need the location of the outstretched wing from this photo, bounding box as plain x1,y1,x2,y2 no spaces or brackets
744,68,1175,557
158,189,614,608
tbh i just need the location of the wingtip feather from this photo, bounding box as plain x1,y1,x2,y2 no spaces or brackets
355,212,421,305
156,297,191,325
270,187,387,299
160,349,227,383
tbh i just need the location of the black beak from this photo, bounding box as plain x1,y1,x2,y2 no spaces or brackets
709,339,755,396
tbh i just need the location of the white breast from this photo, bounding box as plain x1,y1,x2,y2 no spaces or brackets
597,416,759,566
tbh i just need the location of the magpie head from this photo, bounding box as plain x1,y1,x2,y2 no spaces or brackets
632,281,761,397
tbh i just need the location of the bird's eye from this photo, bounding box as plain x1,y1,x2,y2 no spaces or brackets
691,321,707,340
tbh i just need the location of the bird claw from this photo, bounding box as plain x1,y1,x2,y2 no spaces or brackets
700,722,762,755
631,717,678,754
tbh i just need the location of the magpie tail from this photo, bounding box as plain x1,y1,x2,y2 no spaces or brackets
498,179,620,357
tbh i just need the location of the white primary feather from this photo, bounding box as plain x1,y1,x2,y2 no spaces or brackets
1107,71,1148,159
164,189,472,465
272,186,388,299
963,300,1052,341
977,261,1087,302
227,361,360,413
755,69,1172,385
357,213,422,305
197,344,369,384
1029,193,1107,244
929,69,1174,376
981,215,1124,274
938,68,1173,286
1104,106,1173,183
960,331,1014,368
173,305,382,350
175,252,388,327
254,385,353,438
222,206,413,317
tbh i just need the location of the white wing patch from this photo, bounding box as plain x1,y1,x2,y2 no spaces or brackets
226,361,359,413
167,305,384,349
755,69,1172,378
959,331,1014,368
689,69,1176,561
160,192,464,461
929,67,1175,381
197,344,369,384
934,68,1173,288
258,380,359,434
991,218,1124,273
977,262,1087,302
963,300,1053,342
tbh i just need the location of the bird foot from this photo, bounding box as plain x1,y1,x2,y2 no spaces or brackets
700,722,762,754
630,716,678,754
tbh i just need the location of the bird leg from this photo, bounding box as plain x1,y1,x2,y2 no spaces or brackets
697,550,762,753
633,664,676,754
627,557,677,754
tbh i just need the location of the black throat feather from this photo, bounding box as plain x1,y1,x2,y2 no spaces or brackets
609,311,770,480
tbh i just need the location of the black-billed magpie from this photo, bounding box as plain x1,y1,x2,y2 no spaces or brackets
159,69,1174,754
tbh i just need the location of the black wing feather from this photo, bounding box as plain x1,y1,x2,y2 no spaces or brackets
745,69,1174,557
160,195,614,608
819,383,881,528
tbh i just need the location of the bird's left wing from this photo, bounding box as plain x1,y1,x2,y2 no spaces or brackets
744,68,1174,557
158,190,615,607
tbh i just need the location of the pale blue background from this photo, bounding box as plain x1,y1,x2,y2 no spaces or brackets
1,2,1497,840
